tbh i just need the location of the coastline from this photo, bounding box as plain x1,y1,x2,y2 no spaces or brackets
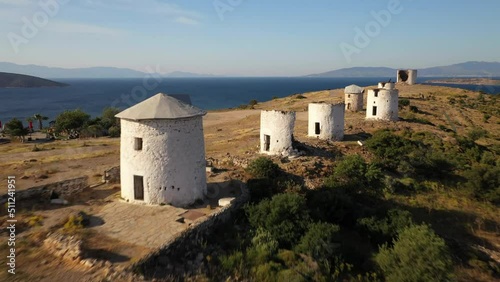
425,78,500,85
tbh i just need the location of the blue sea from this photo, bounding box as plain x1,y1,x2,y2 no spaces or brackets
0,77,498,122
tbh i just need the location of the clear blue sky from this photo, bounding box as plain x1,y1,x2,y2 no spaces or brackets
1,0,499,76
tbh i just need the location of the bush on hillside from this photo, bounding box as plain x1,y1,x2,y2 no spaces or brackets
306,187,353,224
365,130,413,170
357,209,413,244
326,154,383,195
247,179,274,202
246,193,311,247
463,164,500,204
295,222,340,260
55,109,90,135
108,125,121,137
398,99,410,108
246,157,280,179
467,127,488,141
375,224,453,282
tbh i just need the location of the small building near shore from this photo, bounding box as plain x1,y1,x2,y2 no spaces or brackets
308,102,345,141
344,84,364,112
366,82,399,121
260,110,296,156
115,93,207,207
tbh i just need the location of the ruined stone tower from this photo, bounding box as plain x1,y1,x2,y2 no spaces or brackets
308,102,345,141
397,69,418,85
260,110,296,156
366,82,399,121
344,84,364,112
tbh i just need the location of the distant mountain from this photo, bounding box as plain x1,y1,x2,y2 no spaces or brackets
166,71,220,78
306,61,500,77
307,67,395,78
0,72,67,88
0,62,223,79
0,62,146,79
419,61,500,77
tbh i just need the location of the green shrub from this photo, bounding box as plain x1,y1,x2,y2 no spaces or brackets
246,157,280,179
63,214,84,233
409,105,419,113
295,222,340,260
306,187,353,224
108,126,120,137
275,178,305,195
295,94,306,99
480,151,497,166
55,109,90,135
375,224,453,282
252,261,282,282
483,113,491,123
80,124,104,138
357,209,413,243
246,194,311,247
220,251,244,274
25,215,44,227
463,164,500,204
4,118,29,141
249,99,258,106
251,228,279,257
247,179,274,202
100,107,120,129
398,99,410,108
365,130,413,170
328,154,383,195
467,127,488,141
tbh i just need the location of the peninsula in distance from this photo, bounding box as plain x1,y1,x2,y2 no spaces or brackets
0,72,68,88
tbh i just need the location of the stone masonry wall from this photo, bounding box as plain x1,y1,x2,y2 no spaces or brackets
128,183,249,278
103,166,120,183
0,176,89,204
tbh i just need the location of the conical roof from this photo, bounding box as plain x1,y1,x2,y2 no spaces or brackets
115,93,206,121
344,84,364,94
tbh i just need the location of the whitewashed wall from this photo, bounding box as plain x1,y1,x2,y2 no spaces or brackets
120,118,206,207
345,93,363,112
366,85,399,121
260,110,296,156
308,103,345,141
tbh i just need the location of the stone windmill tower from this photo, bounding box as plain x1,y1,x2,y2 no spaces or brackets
344,84,364,112
366,82,399,121
115,93,207,207
308,102,345,141
260,110,296,156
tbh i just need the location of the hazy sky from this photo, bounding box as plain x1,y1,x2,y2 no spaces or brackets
1,0,499,76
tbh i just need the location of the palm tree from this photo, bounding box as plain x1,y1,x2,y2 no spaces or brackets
33,114,49,131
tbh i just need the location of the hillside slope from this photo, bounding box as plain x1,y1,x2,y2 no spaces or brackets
0,72,68,88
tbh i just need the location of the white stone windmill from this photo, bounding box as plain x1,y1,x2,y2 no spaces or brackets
115,93,207,207
344,84,364,112
366,82,399,121
308,102,345,141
